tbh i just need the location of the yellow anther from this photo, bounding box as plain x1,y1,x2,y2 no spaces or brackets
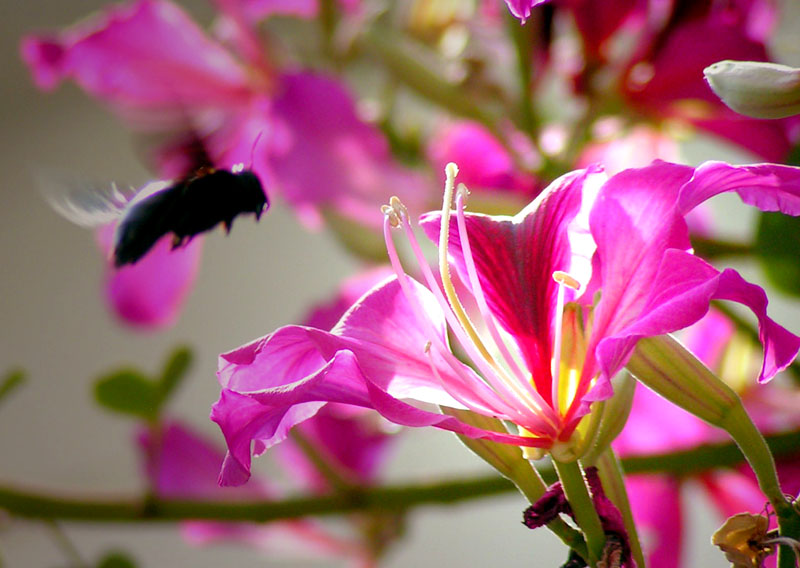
553,271,581,291
382,196,408,228
423,340,432,354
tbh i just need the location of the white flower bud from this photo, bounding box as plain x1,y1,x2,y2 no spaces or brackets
704,60,800,119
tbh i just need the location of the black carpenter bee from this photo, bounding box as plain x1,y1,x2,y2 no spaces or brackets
46,164,268,266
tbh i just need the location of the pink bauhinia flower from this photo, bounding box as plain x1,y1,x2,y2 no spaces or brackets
21,0,427,328
615,310,800,568
211,158,800,486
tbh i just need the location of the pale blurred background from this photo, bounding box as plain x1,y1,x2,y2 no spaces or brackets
2,1,799,567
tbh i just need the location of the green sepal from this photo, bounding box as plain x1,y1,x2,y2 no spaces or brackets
626,334,738,426
581,372,636,465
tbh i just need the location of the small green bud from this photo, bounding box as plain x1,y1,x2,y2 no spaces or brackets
704,60,800,119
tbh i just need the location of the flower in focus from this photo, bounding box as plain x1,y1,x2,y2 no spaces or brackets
21,0,428,328
615,310,800,568
212,159,800,485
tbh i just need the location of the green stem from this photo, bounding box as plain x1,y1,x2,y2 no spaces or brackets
505,11,536,135
719,404,800,568
0,476,514,523
593,450,646,568
691,236,754,259
3,429,800,525
553,459,606,566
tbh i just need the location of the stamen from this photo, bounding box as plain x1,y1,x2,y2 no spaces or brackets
382,205,541,424
551,271,581,415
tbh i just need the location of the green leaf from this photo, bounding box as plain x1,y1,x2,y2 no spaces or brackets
157,346,192,404
0,369,26,407
96,551,137,568
755,212,800,297
93,370,158,420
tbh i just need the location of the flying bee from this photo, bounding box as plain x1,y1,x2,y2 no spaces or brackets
45,164,268,267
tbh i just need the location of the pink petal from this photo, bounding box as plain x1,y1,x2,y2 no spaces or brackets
678,161,800,216
301,266,395,331
587,161,694,363
598,250,800,383
267,72,430,229
504,0,550,22
565,0,640,58
427,121,537,197
213,278,547,485
625,475,683,568
213,349,539,486
614,386,713,456
21,0,251,110
97,223,201,329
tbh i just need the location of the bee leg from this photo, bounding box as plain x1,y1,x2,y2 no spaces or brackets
224,219,234,233
171,234,184,249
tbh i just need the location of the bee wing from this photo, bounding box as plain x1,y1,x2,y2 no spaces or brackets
38,172,139,228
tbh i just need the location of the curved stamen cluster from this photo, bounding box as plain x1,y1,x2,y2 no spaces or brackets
381,164,594,446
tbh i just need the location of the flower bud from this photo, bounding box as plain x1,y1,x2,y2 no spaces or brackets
704,60,800,119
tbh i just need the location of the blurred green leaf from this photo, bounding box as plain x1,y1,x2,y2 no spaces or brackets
755,212,800,297
93,370,158,420
96,551,137,568
0,369,26,407
157,346,192,404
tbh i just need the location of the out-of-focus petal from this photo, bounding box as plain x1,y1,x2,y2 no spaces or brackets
623,15,793,161
625,475,683,568
302,266,395,331
21,0,252,110
504,0,550,22
268,72,430,229
97,223,201,329
427,121,537,197
615,386,712,456
274,403,395,491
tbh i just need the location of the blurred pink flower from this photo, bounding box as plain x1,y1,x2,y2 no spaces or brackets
138,421,371,560
620,0,795,161
427,121,539,199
